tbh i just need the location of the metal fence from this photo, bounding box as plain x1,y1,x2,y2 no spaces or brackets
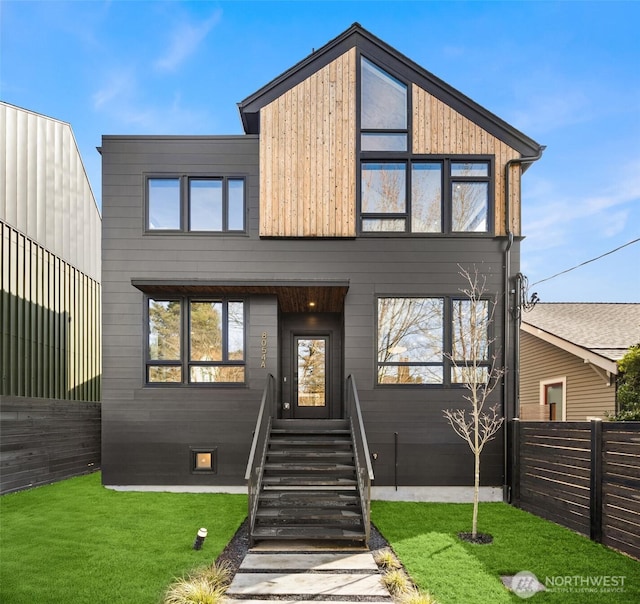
511,419,640,560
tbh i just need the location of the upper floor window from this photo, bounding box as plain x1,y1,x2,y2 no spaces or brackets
361,57,408,152
147,176,246,233
147,297,245,385
361,159,491,234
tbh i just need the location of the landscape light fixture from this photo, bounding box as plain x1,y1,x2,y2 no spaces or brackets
192,527,208,550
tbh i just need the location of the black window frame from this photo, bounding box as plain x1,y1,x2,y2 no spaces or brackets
145,174,247,234
357,51,494,236
145,296,247,387
375,295,495,388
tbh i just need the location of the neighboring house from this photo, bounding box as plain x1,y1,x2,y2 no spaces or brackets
520,303,640,421
0,102,102,494
100,23,543,512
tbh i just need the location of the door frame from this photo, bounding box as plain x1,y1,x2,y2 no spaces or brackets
279,312,343,419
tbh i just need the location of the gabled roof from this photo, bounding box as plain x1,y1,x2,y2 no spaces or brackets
521,303,640,372
238,23,543,157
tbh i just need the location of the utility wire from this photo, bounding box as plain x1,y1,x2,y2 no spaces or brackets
530,237,640,287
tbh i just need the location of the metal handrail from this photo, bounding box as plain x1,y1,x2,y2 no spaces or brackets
345,374,374,544
245,374,275,540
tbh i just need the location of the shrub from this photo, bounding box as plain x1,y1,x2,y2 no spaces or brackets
374,548,401,570
382,568,412,595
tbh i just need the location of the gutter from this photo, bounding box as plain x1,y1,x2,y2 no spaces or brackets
502,145,545,503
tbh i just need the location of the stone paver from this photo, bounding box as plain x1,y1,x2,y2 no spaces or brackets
227,571,389,597
239,552,378,571
226,542,393,603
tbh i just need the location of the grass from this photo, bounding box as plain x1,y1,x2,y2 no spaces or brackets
0,472,246,604
372,501,640,603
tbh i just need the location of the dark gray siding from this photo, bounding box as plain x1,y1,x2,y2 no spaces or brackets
101,136,515,488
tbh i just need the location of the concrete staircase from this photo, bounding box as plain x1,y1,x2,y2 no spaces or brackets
250,419,367,543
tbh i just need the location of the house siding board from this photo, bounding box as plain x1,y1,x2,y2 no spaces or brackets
520,331,615,421
101,131,516,487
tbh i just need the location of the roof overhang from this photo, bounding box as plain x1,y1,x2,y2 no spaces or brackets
237,23,543,157
131,279,349,314
521,322,618,375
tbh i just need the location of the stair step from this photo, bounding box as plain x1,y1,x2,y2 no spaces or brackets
262,476,357,487
272,419,350,430
250,526,366,540
268,438,352,446
258,490,360,504
267,449,353,459
264,463,355,473
256,507,362,520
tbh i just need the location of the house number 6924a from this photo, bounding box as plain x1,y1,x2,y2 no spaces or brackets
260,332,267,368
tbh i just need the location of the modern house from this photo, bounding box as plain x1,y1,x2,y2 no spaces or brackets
520,303,640,421
0,102,101,494
100,24,543,540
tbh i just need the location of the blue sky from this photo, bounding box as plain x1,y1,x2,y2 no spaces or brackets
2,0,639,303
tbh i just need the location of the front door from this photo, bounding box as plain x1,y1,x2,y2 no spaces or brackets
293,335,330,419
280,313,342,419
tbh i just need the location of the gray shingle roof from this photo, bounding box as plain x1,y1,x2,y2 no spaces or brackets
521,303,640,362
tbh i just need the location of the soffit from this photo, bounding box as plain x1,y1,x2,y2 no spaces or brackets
131,279,349,313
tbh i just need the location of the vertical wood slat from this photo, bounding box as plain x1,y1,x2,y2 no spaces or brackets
260,48,356,237
0,220,100,401
412,85,521,236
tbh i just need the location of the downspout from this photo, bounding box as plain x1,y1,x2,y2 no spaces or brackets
503,146,545,503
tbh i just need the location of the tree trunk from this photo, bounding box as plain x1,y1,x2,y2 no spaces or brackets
473,430,480,538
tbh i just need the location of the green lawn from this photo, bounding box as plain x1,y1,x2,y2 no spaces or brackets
372,501,640,603
3,475,638,604
0,473,247,604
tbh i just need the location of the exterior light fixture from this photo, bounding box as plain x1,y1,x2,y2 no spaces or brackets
193,527,208,550
309,301,316,308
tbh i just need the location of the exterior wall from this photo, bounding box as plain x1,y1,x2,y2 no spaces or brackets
412,86,522,235
260,49,357,237
0,103,101,282
519,331,615,421
101,135,514,489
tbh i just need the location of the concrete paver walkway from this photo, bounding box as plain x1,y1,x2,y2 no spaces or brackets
225,541,393,604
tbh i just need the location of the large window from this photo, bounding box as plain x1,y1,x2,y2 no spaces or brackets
361,160,491,234
147,298,245,384
377,296,491,386
359,55,492,235
147,176,246,233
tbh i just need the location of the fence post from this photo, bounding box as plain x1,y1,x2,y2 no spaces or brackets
590,418,603,543
511,418,520,505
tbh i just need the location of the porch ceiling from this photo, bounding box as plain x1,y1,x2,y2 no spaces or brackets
131,279,349,313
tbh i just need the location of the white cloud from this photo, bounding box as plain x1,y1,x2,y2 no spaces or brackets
154,9,222,73
92,69,136,110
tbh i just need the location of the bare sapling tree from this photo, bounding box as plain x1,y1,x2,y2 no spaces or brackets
443,265,505,540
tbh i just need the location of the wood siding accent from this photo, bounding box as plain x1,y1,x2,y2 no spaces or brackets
513,421,640,560
412,85,522,236
260,49,356,237
0,396,101,494
520,331,615,421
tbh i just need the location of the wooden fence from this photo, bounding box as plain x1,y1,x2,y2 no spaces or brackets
0,396,101,494
511,420,640,560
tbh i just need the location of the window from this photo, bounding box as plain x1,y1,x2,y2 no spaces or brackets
361,57,407,151
540,378,566,421
360,159,491,234
147,298,245,384
377,296,492,386
359,55,492,235
146,176,246,233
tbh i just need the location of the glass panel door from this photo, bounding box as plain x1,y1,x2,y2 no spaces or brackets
295,337,327,408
